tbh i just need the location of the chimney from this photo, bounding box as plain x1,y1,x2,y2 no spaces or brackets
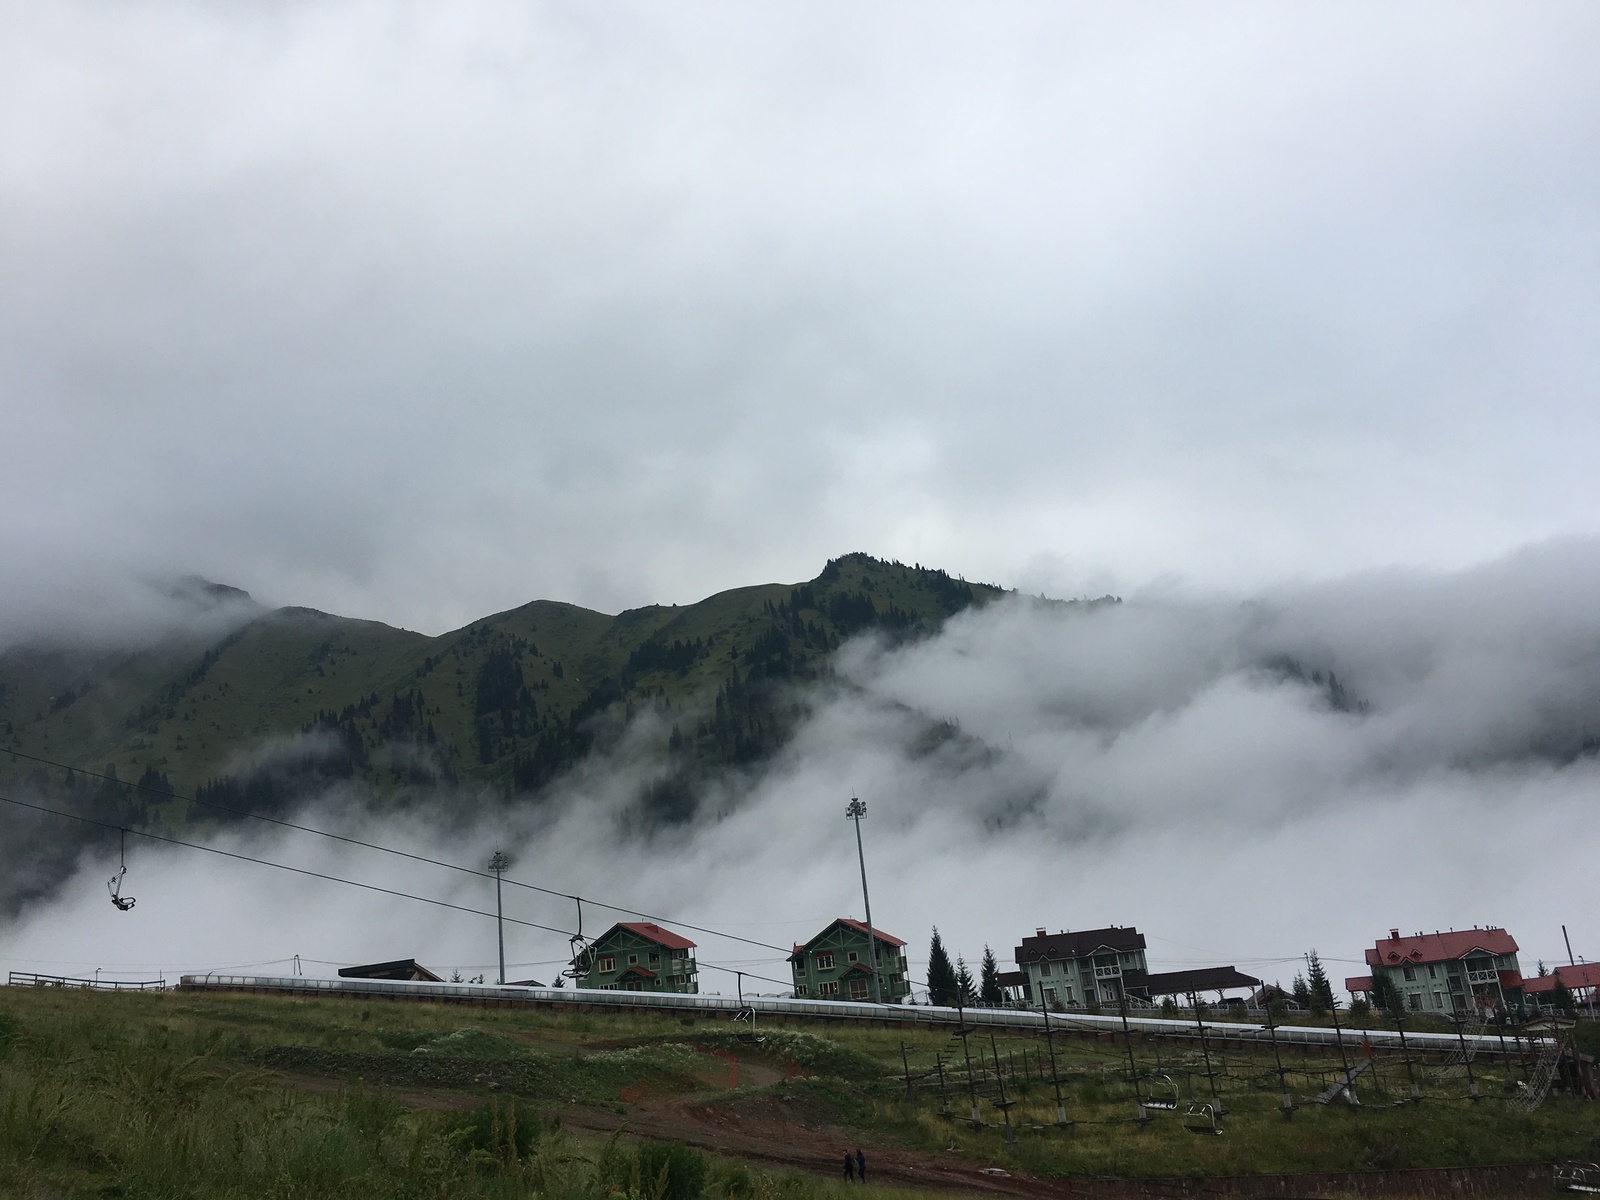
1389,928,1400,941
1035,927,1047,937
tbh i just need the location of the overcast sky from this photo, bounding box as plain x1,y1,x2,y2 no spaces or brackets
4,2,1600,634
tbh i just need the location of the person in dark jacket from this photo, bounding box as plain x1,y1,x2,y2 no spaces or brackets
855,1149,866,1182
843,1150,855,1181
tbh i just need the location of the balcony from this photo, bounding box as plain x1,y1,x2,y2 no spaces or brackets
1093,964,1122,979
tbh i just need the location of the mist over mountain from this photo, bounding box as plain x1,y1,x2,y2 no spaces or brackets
3,542,1598,989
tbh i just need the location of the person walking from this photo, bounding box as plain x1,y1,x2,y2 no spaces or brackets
855,1149,866,1183
843,1150,856,1181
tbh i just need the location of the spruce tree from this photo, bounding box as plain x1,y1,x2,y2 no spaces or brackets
1371,973,1404,1018
979,945,1003,1007
955,956,978,1008
1306,951,1335,1011
1292,973,1311,1007
1552,975,1577,1017
926,928,958,1007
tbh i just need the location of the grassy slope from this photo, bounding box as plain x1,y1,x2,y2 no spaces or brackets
1,986,1595,1200
0,554,1008,799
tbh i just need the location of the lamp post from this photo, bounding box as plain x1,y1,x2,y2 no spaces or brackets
488,851,511,985
845,798,882,1004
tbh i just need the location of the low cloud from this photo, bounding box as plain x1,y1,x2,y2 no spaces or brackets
5,541,1599,994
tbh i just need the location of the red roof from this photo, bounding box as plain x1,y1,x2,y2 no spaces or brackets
791,918,906,957
1364,928,1518,968
615,921,696,951
617,964,658,980
837,918,906,947
1524,963,1600,993
1345,975,1374,992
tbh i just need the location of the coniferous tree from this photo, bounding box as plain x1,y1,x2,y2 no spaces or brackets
926,928,958,1007
1552,975,1577,1017
979,945,1003,1007
1370,973,1403,1018
955,956,978,1007
1292,973,1311,1007
1306,951,1335,1011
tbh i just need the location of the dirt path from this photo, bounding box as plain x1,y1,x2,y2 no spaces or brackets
560,1089,1070,1199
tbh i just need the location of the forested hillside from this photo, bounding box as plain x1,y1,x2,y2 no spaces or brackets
0,554,1005,828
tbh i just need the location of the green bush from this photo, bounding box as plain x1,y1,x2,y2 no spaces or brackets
446,1097,541,1169
633,1140,707,1200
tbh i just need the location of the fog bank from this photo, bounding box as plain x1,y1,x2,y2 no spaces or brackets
5,542,1598,994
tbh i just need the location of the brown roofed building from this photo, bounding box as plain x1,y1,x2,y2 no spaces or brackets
1013,926,1149,1009
338,959,444,982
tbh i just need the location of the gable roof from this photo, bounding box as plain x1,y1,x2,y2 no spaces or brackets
1124,966,1262,997
790,917,907,958
1014,926,1146,965
1364,928,1518,968
611,921,696,951
1524,963,1600,994
337,959,443,982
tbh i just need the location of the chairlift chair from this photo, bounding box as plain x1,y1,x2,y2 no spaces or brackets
1182,1101,1222,1136
107,829,136,911
564,897,592,983
1555,1161,1600,1194
1141,1073,1179,1111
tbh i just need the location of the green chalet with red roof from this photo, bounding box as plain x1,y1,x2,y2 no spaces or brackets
574,921,699,993
1345,926,1523,1017
789,918,910,1003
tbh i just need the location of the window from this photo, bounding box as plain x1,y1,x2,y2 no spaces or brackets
1100,984,1117,1002
795,985,808,997
1043,988,1058,1004
1062,987,1076,1005
1433,992,1445,1009
599,955,615,973
847,951,858,963
628,955,638,966
1408,992,1422,1011
1402,965,1416,982
1039,962,1052,977
1427,964,1436,979
848,978,869,1000
819,981,839,997
649,952,660,965
815,952,835,970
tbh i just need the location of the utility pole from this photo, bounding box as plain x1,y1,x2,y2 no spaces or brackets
489,850,511,985
845,797,882,1004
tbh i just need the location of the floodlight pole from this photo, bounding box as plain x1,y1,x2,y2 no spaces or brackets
489,850,511,985
846,798,882,1004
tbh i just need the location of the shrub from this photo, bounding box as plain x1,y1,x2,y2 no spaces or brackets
446,1097,541,1169
634,1140,707,1200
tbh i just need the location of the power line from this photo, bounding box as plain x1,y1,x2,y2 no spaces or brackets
2,746,790,953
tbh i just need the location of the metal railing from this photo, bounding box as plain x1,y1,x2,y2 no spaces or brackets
8,971,167,991
178,973,1539,1055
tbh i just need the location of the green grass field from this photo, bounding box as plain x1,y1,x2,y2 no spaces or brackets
2,985,1596,1199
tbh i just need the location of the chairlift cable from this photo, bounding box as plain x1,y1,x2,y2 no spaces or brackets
1,791,572,938
2,747,789,952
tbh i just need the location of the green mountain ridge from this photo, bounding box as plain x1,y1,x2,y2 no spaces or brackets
1,554,1022,816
